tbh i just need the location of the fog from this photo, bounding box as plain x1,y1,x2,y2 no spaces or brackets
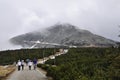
0,0,120,50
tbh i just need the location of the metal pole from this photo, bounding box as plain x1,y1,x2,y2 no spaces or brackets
43,44,47,64
43,47,44,63
54,46,56,65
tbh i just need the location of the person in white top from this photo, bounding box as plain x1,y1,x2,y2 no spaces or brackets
17,60,21,71
28,60,33,70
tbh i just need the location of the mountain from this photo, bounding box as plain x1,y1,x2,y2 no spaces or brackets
10,23,117,48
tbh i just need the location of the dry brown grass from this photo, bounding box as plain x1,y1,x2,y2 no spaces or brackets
0,65,15,79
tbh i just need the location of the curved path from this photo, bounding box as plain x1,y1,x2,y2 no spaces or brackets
6,66,48,80
6,49,68,80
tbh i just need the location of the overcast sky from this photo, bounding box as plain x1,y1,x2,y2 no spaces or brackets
0,0,120,50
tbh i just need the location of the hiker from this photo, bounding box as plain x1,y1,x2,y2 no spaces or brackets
21,60,25,70
28,60,33,70
17,60,21,71
33,58,38,70
26,59,29,66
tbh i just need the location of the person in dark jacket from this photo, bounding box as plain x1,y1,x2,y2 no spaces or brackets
21,60,25,70
33,58,38,70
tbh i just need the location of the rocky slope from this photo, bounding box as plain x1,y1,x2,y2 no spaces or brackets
10,23,117,48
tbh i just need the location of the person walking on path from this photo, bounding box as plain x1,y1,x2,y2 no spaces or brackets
28,60,33,70
26,59,29,66
21,60,25,70
33,58,38,70
17,60,21,71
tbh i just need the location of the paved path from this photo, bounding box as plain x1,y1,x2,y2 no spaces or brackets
6,66,48,80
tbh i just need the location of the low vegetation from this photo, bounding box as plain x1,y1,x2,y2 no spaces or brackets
0,48,58,65
0,65,15,80
38,48,120,80
0,48,58,79
0,48,120,80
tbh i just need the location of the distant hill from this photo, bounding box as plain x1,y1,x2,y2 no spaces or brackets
10,23,117,48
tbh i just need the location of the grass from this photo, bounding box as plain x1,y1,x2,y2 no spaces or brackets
0,65,15,80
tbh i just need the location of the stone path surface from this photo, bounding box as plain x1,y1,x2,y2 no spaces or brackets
6,66,48,80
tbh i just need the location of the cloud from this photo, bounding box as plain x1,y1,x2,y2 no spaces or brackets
0,0,120,50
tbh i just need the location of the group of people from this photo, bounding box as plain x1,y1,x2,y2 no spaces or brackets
17,58,38,71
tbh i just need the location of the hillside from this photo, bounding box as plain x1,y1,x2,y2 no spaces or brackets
39,48,120,80
10,23,117,48
0,48,56,65
0,47,119,80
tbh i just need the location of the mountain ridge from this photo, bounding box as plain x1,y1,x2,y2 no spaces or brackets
10,23,117,48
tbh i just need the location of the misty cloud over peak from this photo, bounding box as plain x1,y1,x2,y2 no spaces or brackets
0,0,120,50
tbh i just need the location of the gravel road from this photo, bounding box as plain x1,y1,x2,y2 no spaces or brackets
6,66,48,80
